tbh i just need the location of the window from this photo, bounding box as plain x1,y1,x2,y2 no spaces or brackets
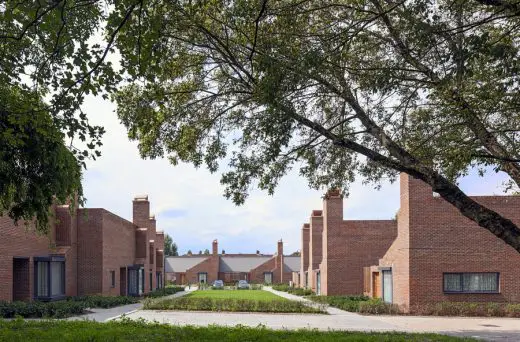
110,271,116,288
263,272,273,284
198,272,208,283
443,273,499,293
34,257,65,300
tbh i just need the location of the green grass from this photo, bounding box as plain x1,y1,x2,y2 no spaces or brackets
188,290,285,301
0,319,474,341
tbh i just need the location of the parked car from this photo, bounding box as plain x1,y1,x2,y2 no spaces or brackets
237,280,249,289
212,280,224,289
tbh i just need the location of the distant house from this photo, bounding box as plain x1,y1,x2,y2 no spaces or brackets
165,240,300,284
1,195,164,302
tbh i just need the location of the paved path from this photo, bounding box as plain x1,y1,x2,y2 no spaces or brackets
69,289,192,322
117,287,520,341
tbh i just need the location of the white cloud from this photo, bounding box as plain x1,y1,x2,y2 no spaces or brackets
81,95,512,255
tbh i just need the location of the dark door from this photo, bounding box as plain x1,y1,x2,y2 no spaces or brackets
13,258,30,301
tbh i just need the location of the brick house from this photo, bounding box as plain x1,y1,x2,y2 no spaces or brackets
297,190,397,296
296,174,520,311
0,195,164,302
165,239,299,285
365,174,520,311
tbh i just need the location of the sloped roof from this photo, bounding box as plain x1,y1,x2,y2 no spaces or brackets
219,256,271,272
165,256,208,273
283,256,301,272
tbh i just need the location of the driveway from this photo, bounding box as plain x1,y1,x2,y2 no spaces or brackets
115,287,520,341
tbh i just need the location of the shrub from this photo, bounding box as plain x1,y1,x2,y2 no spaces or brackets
250,284,263,290
271,284,314,296
0,300,86,318
358,299,400,315
411,302,520,318
144,286,185,298
67,295,138,308
308,295,369,312
144,297,325,314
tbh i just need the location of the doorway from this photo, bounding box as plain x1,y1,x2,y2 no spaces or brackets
382,270,393,303
13,258,30,301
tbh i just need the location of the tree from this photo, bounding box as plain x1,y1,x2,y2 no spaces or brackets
113,0,520,252
290,251,301,257
187,250,193,256
164,234,178,256
203,249,210,255
0,0,125,231
198,250,202,255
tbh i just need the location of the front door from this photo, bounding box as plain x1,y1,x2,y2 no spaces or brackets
382,270,393,303
373,272,381,298
316,271,321,295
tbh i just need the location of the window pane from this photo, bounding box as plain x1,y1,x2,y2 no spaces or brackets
37,262,49,297
444,274,461,292
463,273,498,292
50,261,64,296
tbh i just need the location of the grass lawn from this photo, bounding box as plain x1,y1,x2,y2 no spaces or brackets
188,290,285,301
0,319,474,341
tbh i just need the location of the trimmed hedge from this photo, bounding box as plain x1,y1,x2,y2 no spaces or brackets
272,284,314,296
144,297,326,313
143,286,185,298
358,299,400,315
309,295,368,312
67,295,138,308
411,302,520,317
0,300,86,319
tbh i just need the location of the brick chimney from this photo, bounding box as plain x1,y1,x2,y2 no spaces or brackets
277,239,283,256
321,189,343,295
212,239,218,256
133,195,150,228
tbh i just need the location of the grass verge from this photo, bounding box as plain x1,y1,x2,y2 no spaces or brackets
0,318,474,341
188,290,283,301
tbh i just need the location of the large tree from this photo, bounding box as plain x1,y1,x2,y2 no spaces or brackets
0,0,125,232
112,0,520,252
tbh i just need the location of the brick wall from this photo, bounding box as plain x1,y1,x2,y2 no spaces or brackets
56,206,78,297
321,190,397,296
308,211,323,292
0,213,57,301
101,210,136,296
299,224,309,287
185,256,218,284
77,208,103,295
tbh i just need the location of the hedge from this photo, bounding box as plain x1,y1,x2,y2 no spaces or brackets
272,284,314,296
143,286,185,298
144,297,326,313
410,302,520,317
308,295,369,312
67,295,138,308
0,300,86,319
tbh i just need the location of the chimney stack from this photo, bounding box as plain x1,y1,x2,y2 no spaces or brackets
212,239,218,256
277,239,283,256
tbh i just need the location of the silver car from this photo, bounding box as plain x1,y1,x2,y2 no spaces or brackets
237,280,249,289
212,280,224,288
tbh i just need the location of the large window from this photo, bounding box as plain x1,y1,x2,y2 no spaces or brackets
34,257,65,300
263,272,273,284
198,272,208,283
443,273,499,293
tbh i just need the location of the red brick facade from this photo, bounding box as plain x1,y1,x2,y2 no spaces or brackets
370,174,520,311
0,196,165,302
297,174,520,311
166,240,296,285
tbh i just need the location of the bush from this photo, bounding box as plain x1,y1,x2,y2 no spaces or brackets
308,295,369,312
358,299,401,315
411,302,520,317
144,286,185,298
250,284,263,290
144,297,325,314
0,300,86,318
67,295,138,308
271,284,314,296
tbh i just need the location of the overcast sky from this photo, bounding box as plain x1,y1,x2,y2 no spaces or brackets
81,95,511,255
